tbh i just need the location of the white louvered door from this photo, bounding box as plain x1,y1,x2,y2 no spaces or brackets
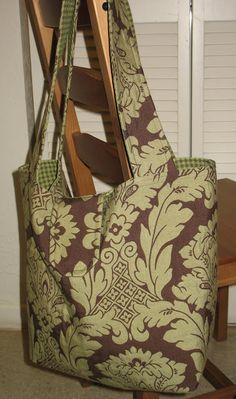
192,0,236,180
192,0,236,324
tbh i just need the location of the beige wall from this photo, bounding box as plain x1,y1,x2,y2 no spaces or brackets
0,0,29,327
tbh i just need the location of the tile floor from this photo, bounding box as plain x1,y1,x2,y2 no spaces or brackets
0,328,236,399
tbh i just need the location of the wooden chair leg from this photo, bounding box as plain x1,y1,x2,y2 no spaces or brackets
214,286,229,341
200,359,236,399
133,392,160,399
133,359,236,399
190,386,236,399
204,359,234,389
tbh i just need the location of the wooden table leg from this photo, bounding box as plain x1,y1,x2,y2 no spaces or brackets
133,392,160,399
214,286,229,341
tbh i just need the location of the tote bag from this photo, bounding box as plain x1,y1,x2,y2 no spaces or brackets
19,0,217,393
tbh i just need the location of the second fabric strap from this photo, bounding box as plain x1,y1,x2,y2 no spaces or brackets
108,0,177,179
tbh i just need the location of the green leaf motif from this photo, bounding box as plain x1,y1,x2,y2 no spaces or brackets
96,346,188,393
49,201,79,265
174,210,217,313
162,301,210,363
146,116,162,134
179,210,217,272
130,170,216,298
191,352,207,383
130,300,210,360
113,0,131,29
70,265,110,315
130,300,174,342
176,168,216,209
78,309,129,345
172,272,213,311
121,179,157,211
83,212,101,259
129,136,172,176
59,322,101,378
129,182,193,297
118,84,142,129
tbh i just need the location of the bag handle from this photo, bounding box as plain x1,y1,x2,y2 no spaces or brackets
30,0,80,180
31,0,177,183
108,0,178,178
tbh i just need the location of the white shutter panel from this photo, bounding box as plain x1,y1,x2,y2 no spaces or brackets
135,22,178,154
192,0,236,180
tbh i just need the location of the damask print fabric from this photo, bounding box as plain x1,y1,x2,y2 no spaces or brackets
18,0,217,393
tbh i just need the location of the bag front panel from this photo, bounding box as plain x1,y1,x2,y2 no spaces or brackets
20,159,217,393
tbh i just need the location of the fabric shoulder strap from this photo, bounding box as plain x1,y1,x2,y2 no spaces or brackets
108,0,177,178
31,0,80,178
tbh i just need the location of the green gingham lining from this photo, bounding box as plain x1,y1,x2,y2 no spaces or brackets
36,157,216,191
175,157,216,170
37,160,58,189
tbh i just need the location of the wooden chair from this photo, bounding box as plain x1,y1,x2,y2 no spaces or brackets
214,179,236,342
27,0,236,398
27,0,131,198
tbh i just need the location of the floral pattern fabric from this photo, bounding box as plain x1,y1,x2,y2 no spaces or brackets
18,0,217,394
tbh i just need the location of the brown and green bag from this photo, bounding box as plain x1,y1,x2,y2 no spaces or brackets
19,0,217,393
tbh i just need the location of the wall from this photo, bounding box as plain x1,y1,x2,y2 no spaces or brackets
0,0,29,328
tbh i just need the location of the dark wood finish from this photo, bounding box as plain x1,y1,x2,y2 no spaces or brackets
64,101,96,196
38,0,61,28
204,359,234,389
73,133,123,184
218,179,236,263
39,0,91,28
214,286,229,341
80,380,92,388
87,0,132,181
58,66,108,110
189,386,236,399
133,392,160,399
214,179,236,341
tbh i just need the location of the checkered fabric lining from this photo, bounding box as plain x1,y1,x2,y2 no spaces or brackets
38,160,58,189
175,157,215,170
37,158,216,190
